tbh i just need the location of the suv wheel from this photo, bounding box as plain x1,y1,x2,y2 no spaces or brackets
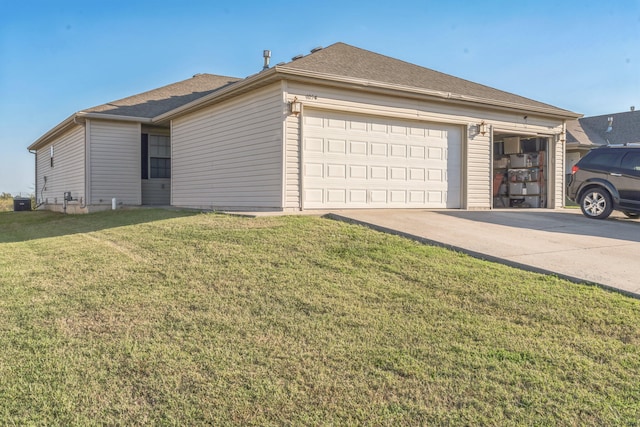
580,188,613,219
622,211,640,219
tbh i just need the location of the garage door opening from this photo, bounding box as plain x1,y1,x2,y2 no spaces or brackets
493,134,549,209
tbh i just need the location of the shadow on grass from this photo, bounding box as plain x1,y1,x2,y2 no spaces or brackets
0,208,200,243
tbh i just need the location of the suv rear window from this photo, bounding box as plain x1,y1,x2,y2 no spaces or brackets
621,152,640,171
580,151,621,169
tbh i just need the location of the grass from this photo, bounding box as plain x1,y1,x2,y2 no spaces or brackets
1,209,639,425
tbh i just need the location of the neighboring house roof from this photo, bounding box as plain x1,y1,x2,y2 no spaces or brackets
566,109,640,150
566,119,608,147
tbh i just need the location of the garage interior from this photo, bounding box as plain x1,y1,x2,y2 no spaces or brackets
493,134,549,209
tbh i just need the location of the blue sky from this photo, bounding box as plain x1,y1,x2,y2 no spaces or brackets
1,0,638,195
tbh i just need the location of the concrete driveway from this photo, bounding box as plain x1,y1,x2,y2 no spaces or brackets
327,209,640,297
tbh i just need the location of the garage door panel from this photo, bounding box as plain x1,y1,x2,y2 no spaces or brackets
350,141,368,155
390,167,406,180
350,165,367,179
370,166,387,180
327,164,346,178
410,145,425,159
390,190,406,203
409,168,425,181
409,191,425,203
303,110,461,209
305,188,324,204
370,143,387,156
326,189,346,203
305,137,324,152
305,163,324,178
391,144,407,157
370,190,387,203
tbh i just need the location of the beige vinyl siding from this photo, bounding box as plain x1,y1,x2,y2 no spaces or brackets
142,179,170,205
465,132,490,209
553,134,565,208
285,81,565,209
35,125,85,205
284,113,301,208
88,120,141,205
171,84,284,210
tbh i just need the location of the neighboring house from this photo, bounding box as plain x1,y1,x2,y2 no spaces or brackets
566,108,640,175
28,42,581,213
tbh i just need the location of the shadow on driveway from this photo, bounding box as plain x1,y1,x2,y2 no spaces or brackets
434,209,640,244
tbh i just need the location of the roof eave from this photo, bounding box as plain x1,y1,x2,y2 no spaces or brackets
28,111,155,151
153,68,280,122
276,66,583,120
76,111,154,123
152,64,581,123
27,114,79,151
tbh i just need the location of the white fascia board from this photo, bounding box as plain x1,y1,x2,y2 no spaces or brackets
276,67,583,120
76,111,153,123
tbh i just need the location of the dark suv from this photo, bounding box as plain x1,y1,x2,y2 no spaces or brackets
567,145,640,219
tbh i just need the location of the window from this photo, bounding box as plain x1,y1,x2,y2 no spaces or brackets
147,135,170,178
151,157,171,178
621,151,640,172
581,151,621,168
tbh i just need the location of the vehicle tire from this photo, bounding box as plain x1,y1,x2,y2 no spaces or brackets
622,211,640,219
579,188,613,219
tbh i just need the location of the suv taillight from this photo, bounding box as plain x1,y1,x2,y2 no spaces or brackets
571,165,580,175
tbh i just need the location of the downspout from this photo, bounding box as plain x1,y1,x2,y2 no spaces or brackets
28,148,42,208
85,120,90,209
75,115,88,208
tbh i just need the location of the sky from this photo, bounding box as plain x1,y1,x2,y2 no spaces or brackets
1,0,638,195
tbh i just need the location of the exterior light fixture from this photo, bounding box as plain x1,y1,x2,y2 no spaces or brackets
290,97,302,115
478,121,487,136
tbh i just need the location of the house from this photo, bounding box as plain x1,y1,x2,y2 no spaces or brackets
28,42,581,213
566,108,640,175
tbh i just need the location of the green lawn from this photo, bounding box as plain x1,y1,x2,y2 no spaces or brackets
1,209,638,425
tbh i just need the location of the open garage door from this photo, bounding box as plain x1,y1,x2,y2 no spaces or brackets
302,110,462,209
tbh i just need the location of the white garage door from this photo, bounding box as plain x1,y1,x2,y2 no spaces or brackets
302,110,462,209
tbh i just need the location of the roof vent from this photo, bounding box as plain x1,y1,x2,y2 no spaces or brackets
606,116,613,133
192,73,203,77
263,50,271,70
310,46,323,53
291,54,304,61
631,106,636,112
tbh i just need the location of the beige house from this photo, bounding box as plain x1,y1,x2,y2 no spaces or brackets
28,42,580,213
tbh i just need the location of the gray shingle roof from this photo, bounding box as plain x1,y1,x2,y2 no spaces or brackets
566,119,608,146
279,42,575,115
573,110,640,145
83,73,241,118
